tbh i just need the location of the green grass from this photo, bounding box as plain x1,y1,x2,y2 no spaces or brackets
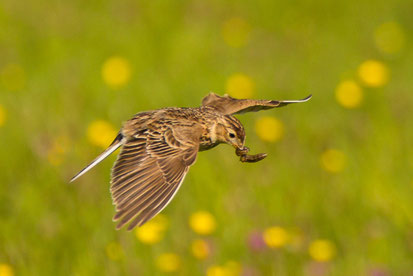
1,0,413,275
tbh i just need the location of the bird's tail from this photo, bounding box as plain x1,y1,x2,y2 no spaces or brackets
70,133,124,183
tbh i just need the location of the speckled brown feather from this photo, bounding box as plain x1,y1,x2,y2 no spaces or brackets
111,118,202,230
70,93,311,230
202,93,312,115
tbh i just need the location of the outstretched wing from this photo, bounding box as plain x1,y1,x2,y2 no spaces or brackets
110,126,199,230
202,93,312,115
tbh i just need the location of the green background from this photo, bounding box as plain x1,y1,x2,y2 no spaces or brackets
1,0,412,275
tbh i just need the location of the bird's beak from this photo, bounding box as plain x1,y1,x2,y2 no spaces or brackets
232,141,244,150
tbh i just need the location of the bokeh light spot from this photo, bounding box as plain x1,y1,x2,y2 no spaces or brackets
263,226,288,248
105,242,123,261
191,239,210,260
0,105,6,127
135,214,168,244
87,120,117,149
221,17,251,48
0,264,13,276
247,230,266,251
226,73,254,98
0,63,26,91
320,149,346,173
207,265,227,276
189,211,216,235
255,116,284,142
335,80,363,109
308,239,336,262
374,21,405,54
207,262,242,276
102,56,132,89
156,253,181,273
358,60,389,87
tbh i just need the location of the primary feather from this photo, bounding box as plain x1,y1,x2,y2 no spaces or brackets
70,93,311,230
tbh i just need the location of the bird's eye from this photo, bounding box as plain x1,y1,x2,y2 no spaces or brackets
229,133,236,138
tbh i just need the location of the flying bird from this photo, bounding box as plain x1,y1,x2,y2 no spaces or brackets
71,93,311,230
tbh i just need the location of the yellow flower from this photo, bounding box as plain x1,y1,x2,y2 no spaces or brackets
308,239,336,262
0,105,6,127
206,262,241,276
135,214,168,244
0,264,13,276
0,63,25,91
335,80,363,109
255,116,284,142
102,56,132,89
191,239,210,260
263,226,289,248
156,253,181,273
226,73,254,99
358,60,389,87
207,265,227,276
221,17,251,48
189,211,216,235
87,120,117,149
374,21,405,54
320,149,346,173
105,242,123,261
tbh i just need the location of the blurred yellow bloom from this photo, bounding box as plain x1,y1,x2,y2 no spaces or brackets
47,135,70,166
191,239,210,259
206,262,241,276
87,120,117,149
263,226,289,248
105,242,123,261
156,253,181,273
308,239,336,262
374,21,405,54
226,73,254,99
221,17,251,48
320,149,346,173
135,214,168,244
358,60,389,87
335,80,363,109
207,265,227,276
255,116,284,142
0,63,26,91
0,264,13,276
189,211,216,235
0,105,6,127
102,56,132,89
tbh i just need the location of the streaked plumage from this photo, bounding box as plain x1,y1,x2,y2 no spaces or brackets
71,93,311,230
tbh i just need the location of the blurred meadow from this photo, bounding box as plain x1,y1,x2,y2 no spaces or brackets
1,0,413,275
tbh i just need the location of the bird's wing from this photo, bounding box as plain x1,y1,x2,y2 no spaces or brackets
110,125,199,230
202,93,312,115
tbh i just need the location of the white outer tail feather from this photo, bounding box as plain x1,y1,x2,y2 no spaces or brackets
281,94,312,103
70,137,124,183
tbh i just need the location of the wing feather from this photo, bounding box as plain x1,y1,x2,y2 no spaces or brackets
110,127,199,230
202,93,312,115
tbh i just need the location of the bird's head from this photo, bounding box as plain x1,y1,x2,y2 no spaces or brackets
212,115,245,150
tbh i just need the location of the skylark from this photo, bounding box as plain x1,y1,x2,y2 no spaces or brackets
71,93,311,230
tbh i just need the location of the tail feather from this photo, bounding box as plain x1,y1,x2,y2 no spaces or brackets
70,133,124,183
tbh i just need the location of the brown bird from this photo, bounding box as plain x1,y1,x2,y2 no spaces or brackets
71,93,311,230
